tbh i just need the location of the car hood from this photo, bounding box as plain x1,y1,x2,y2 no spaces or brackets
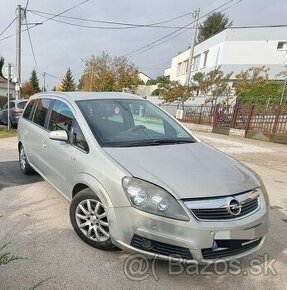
104,142,259,199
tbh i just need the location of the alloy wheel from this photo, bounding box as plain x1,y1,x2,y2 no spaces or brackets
75,199,110,242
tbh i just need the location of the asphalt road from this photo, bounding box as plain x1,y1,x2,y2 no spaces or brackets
0,133,286,290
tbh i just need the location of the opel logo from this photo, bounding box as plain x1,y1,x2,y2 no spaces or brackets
226,197,242,216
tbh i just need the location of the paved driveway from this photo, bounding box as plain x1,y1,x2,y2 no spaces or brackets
0,134,286,289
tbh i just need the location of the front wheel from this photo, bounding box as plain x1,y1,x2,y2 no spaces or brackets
70,189,115,250
19,145,34,175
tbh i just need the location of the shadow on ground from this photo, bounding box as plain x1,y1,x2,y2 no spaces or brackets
0,161,42,191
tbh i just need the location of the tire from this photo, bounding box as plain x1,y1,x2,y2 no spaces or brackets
19,145,34,175
70,188,115,250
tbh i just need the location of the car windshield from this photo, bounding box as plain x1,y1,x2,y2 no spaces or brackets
77,98,196,147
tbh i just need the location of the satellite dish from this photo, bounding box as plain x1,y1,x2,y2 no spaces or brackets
1,63,15,80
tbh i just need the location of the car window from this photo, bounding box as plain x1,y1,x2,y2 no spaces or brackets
17,101,27,109
72,121,89,152
22,100,36,120
48,100,73,133
9,101,15,108
32,99,51,127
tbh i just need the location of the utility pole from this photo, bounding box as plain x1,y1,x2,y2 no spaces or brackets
185,8,200,86
15,5,23,100
7,63,11,130
43,72,46,91
280,78,286,106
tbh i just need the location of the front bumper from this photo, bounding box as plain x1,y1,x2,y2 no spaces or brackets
107,203,268,262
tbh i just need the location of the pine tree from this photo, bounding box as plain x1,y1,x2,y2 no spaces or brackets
197,12,232,43
29,69,41,93
61,68,76,91
0,57,4,77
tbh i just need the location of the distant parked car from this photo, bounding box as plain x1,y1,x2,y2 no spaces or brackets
0,99,27,127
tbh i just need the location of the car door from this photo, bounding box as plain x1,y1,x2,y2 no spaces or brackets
25,98,52,175
44,99,75,194
0,102,14,124
0,103,8,123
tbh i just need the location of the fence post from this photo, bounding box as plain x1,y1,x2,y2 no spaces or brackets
244,104,255,138
230,103,239,128
271,106,283,141
213,104,220,128
198,105,203,124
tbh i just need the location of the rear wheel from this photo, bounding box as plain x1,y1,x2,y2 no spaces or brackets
70,189,115,250
19,145,34,175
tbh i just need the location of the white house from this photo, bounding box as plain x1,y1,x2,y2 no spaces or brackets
164,26,287,85
138,72,152,83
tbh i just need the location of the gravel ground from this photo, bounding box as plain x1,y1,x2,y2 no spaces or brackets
0,134,286,290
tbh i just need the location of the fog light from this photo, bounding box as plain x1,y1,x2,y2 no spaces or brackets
141,239,152,249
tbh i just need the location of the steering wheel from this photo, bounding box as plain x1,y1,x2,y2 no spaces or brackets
127,125,146,133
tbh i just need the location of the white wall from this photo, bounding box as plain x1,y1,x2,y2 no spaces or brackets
138,72,151,83
165,26,287,83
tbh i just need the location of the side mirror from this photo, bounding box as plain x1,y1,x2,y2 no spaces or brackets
49,130,68,142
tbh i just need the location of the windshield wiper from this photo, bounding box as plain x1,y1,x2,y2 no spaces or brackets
118,139,195,147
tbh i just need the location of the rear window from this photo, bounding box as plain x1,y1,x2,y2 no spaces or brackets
22,100,36,120
17,101,27,109
32,99,52,127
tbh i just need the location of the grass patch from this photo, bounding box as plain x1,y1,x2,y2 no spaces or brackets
0,243,25,266
27,277,54,290
0,128,17,139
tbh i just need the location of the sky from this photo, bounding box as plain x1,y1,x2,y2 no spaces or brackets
0,0,286,90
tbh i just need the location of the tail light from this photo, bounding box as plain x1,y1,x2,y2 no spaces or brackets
13,108,23,114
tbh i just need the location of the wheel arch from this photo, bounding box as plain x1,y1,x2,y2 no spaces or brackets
18,141,22,152
71,174,115,208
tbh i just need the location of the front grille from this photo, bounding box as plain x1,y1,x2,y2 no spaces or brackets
192,198,258,220
131,234,193,260
184,189,260,221
202,238,262,260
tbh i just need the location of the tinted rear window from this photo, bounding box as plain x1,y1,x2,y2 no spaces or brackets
32,99,52,127
22,100,36,120
17,101,27,109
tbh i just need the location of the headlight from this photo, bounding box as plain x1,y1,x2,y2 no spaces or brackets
122,177,189,221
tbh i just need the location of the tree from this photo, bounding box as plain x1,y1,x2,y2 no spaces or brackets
20,69,41,98
60,68,76,91
29,69,41,93
159,81,195,109
234,66,269,100
0,57,4,77
79,52,140,92
21,81,35,99
196,67,233,105
146,75,170,85
192,72,205,95
197,12,232,43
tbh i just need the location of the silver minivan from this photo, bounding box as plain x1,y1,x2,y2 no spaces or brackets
17,92,269,262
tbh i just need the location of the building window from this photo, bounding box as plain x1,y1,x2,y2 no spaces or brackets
203,51,209,67
176,62,182,76
277,41,287,50
192,55,201,71
182,60,188,74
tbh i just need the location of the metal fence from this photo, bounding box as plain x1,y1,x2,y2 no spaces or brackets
159,103,287,144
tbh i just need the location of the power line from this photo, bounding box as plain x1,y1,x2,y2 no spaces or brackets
125,0,244,58
41,0,90,24
25,15,41,75
25,0,30,11
0,17,16,37
28,10,194,30
0,0,90,42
